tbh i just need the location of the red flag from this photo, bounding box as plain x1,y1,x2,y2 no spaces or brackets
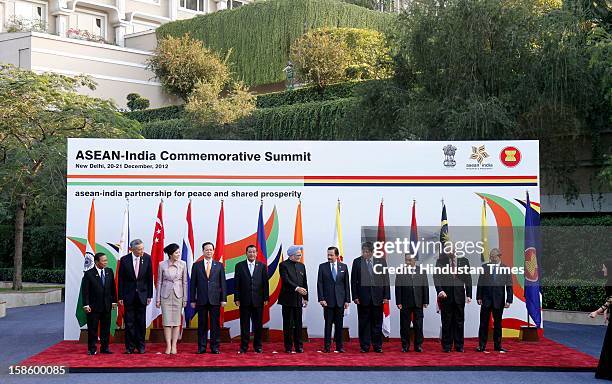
150,201,165,328
378,200,391,337
213,200,225,327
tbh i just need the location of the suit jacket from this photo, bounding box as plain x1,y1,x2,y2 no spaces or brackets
351,256,391,306
395,265,429,308
278,259,308,307
433,255,473,305
317,261,350,308
156,259,188,302
190,258,227,306
81,267,117,313
118,253,153,306
476,262,513,308
234,259,269,307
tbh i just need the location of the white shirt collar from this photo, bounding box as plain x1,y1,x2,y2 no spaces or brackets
132,253,140,263
247,259,256,265
96,266,104,275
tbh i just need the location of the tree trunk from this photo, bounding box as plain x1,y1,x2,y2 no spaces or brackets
13,194,26,291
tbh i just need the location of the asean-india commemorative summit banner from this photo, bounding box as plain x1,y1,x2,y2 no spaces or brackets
64,138,540,340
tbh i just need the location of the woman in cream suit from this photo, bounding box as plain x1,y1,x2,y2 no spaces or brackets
156,243,188,354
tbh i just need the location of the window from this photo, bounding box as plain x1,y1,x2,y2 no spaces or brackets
69,11,106,40
180,0,205,12
14,1,46,22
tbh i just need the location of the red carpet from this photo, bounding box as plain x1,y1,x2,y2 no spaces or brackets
20,338,597,372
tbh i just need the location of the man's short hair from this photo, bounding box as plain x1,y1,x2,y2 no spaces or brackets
94,252,106,262
202,241,215,250
245,244,257,253
361,241,374,252
327,246,339,256
130,239,144,249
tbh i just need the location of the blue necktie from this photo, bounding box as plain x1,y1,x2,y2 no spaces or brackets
332,263,337,281
100,269,105,287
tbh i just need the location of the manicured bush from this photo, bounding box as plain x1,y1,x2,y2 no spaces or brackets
255,80,375,108
124,105,185,123
126,93,150,111
541,278,607,312
0,268,65,284
156,0,394,86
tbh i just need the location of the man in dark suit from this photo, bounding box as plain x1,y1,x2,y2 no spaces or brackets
395,253,429,352
118,239,153,354
234,244,269,353
317,246,350,353
351,241,390,353
434,247,473,352
279,245,308,353
81,252,117,355
476,248,513,353
190,241,227,354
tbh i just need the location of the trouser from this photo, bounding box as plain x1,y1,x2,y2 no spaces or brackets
478,305,504,349
87,310,111,352
399,306,424,349
440,301,465,350
124,301,146,351
197,304,221,351
282,305,303,351
357,304,383,351
239,305,264,351
323,306,344,350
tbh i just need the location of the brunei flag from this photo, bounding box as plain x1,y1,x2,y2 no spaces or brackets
333,200,344,262
76,199,96,327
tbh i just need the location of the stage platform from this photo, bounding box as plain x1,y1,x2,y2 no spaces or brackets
20,338,597,373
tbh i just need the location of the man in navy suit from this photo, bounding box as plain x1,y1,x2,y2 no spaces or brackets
190,242,227,354
476,248,513,353
234,244,269,353
317,246,350,353
118,239,153,354
351,241,390,353
81,252,117,355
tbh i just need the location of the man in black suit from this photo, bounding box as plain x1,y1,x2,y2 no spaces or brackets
395,253,429,352
190,241,227,354
81,252,117,355
317,246,350,353
434,247,473,352
351,241,390,353
476,248,513,353
279,245,308,353
234,244,269,353
118,239,153,354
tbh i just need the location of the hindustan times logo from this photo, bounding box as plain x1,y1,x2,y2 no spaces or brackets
372,239,485,258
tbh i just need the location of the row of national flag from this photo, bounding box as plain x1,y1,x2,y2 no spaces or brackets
76,193,541,335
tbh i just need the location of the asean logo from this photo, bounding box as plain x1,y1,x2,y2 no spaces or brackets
524,247,539,282
500,146,521,167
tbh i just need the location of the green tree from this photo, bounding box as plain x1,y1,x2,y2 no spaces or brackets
148,34,230,100
126,93,150,111
185,81,255,126
0,65,140,290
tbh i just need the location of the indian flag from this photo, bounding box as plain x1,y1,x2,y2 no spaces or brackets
75,199,96,327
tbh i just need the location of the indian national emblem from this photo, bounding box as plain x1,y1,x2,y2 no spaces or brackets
443,144,457,167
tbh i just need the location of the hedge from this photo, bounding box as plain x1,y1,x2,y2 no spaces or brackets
141,118,189,139
156,0,394,86
541,278,608,312
0,268,65,284
255,80,376,108
124,105,184,123
0,225,65,269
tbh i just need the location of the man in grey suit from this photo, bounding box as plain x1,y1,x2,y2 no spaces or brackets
395,253,429,352
190,242,227,354
317,246,350,353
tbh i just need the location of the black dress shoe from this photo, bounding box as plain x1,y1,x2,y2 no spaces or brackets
414,346,423,353
255,348,263,353
211,350,220,354
124,349,133,354
443,348,451,353
360,348,369,353
87,350,97,355
402,347,408,352
296,348,304,353
197,349,206,354
137,349,145,354
100,349,113,354
374,348,383,353
335,349,345,353
455,347,464,352
238,349,247,354
476,346,486,352
495,347,508,353
323,347,331,353
285,349,293,353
